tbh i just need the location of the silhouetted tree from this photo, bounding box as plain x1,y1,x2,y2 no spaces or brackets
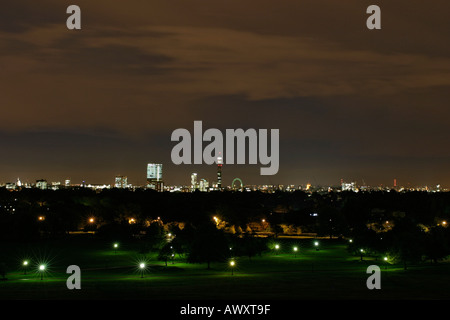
158,243,173,267
423,226,449,264
186,222,229,269
386,218,426,270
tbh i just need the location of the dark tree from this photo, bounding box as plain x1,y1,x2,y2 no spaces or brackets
158,243,174,267
423,226,449,264
186,222,230,269
386,219,426,270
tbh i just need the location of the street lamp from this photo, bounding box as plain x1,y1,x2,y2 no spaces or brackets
274,244,280,254
139,262,146,278
22,260,29,275
360,249,364,261
230,260,236,275
113,243,119,254
314,241,319,251
39,264,46,280
293,246,298,258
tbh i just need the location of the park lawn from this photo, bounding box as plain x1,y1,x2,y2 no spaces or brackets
1,237,450,300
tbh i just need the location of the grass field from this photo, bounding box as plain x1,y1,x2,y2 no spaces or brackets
1,235,449,300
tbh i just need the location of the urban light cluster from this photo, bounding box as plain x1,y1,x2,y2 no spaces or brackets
0,164,447,194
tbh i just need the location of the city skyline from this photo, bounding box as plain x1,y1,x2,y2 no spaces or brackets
0,162,445,191
1,1,449,188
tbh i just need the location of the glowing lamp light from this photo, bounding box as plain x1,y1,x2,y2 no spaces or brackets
39,264,46,280
139,262,146,278
314,241,320,251
293,246,299,257
89,218,94,223
384,257,388,261
230,260,236,275
22,260,30,274
275,244,280,250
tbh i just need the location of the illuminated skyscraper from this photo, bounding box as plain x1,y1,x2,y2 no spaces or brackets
147,163,163,192
191,173,198,191
199,179,209,192
217,153,223,190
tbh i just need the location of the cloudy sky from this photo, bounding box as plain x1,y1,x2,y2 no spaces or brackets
0,0,449,187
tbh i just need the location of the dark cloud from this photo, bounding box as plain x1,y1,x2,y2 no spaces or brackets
51,44,174,75
0,0,449,187
0,1,66,33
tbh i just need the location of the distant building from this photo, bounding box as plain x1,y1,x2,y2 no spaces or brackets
5,182,16,190
114,176,128,189
36,179,48,190
199,178,209,192
147,163,163,192
51,182,61,190
65,179,71,187
217,153,223,190
341,181,357,192
191,173,198,191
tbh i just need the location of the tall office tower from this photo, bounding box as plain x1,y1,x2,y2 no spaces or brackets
115,176,127,189
199,179,209,192
191,173,198,191
147,163,163,192
217,153,223,190
65,179,71,187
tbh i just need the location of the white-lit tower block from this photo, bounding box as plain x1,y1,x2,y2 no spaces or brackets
147,163,163,192
217,153,223,190
191,173,198,191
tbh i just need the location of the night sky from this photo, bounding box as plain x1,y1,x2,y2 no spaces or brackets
1,0,449,187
